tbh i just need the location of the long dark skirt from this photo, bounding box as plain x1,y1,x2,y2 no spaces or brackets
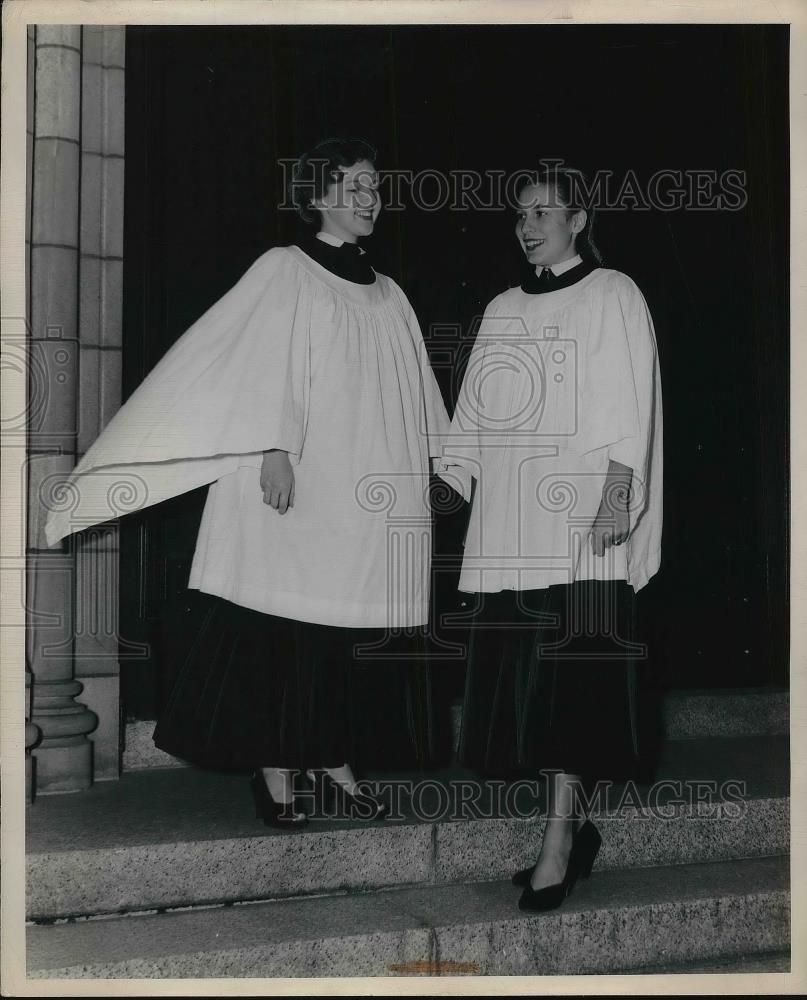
152,592,432,771
458,581,643,792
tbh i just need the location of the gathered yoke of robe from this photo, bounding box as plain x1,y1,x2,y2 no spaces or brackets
437,267,663,594
45,245,451,628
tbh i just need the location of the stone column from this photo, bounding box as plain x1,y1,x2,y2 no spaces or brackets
27,25,96,793
72,26,126,781
27,24,127,793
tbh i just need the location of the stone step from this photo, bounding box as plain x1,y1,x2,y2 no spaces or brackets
121,719,184,772
122,686,789,772
659,686,788,740
26,855,789,978
619,950,791,974
26,736,789,920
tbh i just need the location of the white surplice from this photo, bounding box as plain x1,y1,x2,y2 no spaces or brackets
437,267,663,594
46,246,450,628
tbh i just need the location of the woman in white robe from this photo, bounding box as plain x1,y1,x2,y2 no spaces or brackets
438,165,662,909
46,138,451,825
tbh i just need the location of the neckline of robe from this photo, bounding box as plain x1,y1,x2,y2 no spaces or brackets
284,245,394,310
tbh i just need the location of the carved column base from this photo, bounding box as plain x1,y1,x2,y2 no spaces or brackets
31,679,98,793
33,741,94,794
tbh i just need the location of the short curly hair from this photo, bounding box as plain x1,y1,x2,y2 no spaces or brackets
289,137,378,226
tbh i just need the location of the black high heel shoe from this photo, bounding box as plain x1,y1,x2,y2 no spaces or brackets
516,820,602,912
307,769,388,821
250,771,308,829
512,818,601,887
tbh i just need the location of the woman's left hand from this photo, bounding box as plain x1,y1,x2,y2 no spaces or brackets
590,459,633,557
590,500,629,556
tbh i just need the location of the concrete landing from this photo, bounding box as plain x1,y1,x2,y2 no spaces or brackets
27,855,789,979
26,791,789,921
30,735,790,852
26,736,790,919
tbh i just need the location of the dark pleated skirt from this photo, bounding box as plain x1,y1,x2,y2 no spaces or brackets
153,593,432,771
458,581,642,791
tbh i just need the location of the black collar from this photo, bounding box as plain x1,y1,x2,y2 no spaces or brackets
520,258,597,294
295,234,376,285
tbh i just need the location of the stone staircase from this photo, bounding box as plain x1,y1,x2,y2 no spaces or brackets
26,687,790,979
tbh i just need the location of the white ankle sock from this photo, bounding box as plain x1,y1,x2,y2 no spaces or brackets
322,764,358,796
260,767,294,804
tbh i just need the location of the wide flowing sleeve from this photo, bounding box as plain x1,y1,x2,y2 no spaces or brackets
583,272,663,588
598,275,658,479
45,248,312,546
387,278,451,462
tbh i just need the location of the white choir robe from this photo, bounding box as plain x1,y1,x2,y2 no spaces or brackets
437,268,663,594
45,246,451,629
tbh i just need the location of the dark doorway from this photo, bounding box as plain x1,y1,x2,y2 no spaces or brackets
120,24,789,732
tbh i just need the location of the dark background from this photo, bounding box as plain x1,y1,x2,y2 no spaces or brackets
120,24,789,740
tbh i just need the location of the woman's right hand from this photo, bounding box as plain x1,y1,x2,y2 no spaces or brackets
260,449,295,514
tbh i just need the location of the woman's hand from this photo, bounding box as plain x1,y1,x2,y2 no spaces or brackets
260,449,295,514
590,501,629,556
590,460,632,557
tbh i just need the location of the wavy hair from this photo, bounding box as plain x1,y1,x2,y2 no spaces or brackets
289,137,378,226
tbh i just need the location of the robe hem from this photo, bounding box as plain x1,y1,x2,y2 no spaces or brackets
189,580,429,630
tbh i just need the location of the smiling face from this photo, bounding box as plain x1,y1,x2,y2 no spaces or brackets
515,181,586,268
313,158,381,243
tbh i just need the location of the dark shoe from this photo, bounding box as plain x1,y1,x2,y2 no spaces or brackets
308,769,387,821
250,771,308,829
518,879,568,912
516,820,602,911
513,818,601,886
571,819,602,877
511,864,534,888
